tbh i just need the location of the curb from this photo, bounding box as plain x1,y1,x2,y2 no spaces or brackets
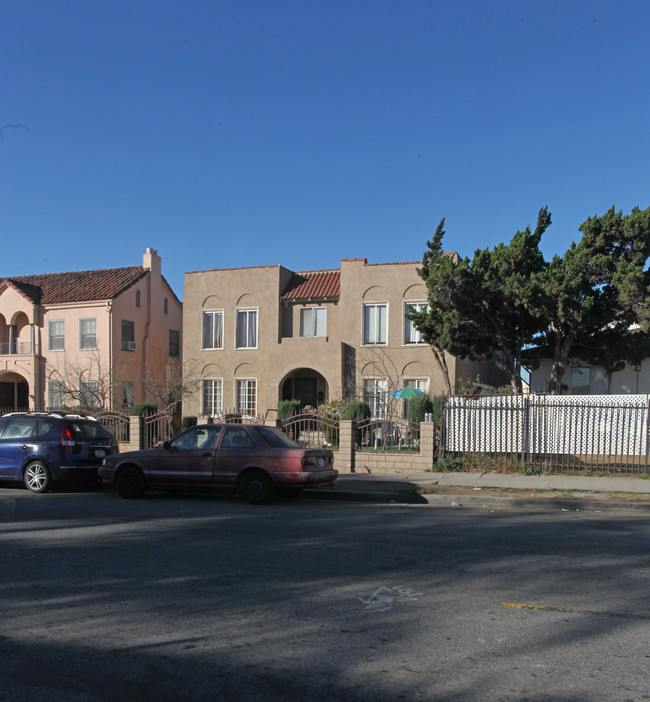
305,485,650,512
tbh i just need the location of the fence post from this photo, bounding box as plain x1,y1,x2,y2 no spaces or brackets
338,419,355,473
129,415,144,451
419,421,436,468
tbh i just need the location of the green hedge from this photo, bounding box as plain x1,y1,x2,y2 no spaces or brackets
278,399,302,420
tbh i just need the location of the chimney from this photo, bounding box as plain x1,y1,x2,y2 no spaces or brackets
143,247,161,278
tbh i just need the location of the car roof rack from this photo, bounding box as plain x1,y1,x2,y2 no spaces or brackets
1,410,98,420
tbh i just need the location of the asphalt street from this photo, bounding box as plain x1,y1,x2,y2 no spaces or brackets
1,487,649,701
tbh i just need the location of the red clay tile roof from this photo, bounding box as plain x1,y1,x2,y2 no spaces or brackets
1,267,148,305
281,270,340,300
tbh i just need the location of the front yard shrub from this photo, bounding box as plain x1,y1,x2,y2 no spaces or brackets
132,402,157,416
343,401,371,421
278,399,302,419
182,416,197,430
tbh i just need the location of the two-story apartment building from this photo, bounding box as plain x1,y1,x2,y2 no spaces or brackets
0,248,182,411
182,257,506,418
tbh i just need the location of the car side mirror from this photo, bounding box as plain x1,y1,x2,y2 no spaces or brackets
163,440,171,450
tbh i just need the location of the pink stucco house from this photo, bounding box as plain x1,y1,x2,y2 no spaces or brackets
0,248,182,412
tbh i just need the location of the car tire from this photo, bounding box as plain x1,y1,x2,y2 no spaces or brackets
116,466,146,499
239,470,276,505
24,461,51,493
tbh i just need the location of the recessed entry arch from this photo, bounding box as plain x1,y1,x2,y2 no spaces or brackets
279,368,329,410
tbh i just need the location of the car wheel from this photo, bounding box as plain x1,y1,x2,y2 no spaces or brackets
239,470,276,505
24,461,51,493
278,487,303,499
116,466,146,499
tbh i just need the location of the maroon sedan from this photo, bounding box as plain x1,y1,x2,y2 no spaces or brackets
99,423,338,504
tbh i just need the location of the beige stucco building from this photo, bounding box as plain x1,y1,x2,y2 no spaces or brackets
183,257,506,418
0,248,182,411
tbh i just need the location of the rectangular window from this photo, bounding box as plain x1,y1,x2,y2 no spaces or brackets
202,310,223,350
402,378,429,418
570,366,609,395
363,378,388,419
299,307,327,337
48,320,65,351
202,379,223,417
122,382,135,409
121,320,136,351
236,378,257,416
169,329,180,358
80,318,97,350
236,309,258,349
48,380,66,409
80,380,99,409
404,302,427,344
363,303,387,345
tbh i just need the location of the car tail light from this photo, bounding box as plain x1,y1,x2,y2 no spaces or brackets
61,423,76,450
301,456,316,467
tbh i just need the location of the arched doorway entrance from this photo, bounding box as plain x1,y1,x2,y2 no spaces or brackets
280,368,329,410
0,372,29,412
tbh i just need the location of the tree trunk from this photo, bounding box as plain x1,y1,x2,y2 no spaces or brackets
431,346,453,395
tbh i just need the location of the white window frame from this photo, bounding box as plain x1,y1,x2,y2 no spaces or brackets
403,302,427,345
202,378,223,417
363,303,388,345
79,318,97,350
121,320,135,351
363,378,388,419
299,306,327,338
401,378,429,418
48,380,66,409
236,378,257,417
122,382,135,409
80,380,99,409
235,308,258,349
48,320,65,351
202,310,224,350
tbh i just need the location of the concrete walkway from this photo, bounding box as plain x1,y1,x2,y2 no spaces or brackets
309,470,650,511
335,470,650,494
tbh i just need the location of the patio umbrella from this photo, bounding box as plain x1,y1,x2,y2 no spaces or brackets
389,387,426,399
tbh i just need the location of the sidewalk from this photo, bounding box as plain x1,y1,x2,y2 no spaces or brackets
309,470,650,511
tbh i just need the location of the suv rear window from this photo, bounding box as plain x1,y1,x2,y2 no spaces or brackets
66,421,113,441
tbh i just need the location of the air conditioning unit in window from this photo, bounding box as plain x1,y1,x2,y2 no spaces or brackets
122,341,137,351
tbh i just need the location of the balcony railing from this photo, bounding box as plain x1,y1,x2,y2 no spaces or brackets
0,342,35,355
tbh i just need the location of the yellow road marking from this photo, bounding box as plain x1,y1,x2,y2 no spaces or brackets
501,602,650,620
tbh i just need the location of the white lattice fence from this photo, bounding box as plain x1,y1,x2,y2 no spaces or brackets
444,394,650,457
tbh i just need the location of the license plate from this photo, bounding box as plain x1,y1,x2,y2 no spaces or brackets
95,449,106,458
318,457,326,468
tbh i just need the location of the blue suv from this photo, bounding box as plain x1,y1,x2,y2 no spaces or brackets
0,412,118,493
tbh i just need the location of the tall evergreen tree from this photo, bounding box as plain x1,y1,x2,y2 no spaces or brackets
528,206,650,393
411,208,551,393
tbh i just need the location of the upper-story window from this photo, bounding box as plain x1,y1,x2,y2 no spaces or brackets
169,329,180,357
363,303,387,345
80,318,97,350
48,320,65,351
202,310,223,350
135,290,141,308
299,306,326,337
164,298,168,315
121,320,136,351
236,308,258,349
404,302,427,345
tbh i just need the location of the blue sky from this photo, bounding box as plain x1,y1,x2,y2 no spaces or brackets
2,0,649,300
